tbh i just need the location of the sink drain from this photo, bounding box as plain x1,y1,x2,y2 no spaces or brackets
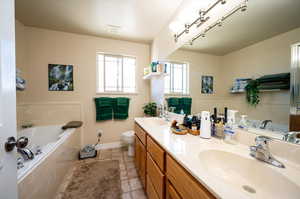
242,185,256,194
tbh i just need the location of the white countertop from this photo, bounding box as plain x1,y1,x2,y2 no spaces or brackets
135,117,300,199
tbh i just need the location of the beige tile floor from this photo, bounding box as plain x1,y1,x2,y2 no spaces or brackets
56,147,147,199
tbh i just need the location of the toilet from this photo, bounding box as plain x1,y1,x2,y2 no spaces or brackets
122,130,135,156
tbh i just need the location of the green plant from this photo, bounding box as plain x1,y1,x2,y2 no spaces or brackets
142,102,157,116
245,79,260,106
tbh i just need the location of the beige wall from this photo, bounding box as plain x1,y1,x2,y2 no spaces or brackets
167,50,223,114
220,27,300,125
16,21,150,145
169,27,300,125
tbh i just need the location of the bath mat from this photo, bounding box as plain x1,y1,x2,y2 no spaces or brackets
61,160,121,199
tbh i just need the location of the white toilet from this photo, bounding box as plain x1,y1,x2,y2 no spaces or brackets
122,130,135,157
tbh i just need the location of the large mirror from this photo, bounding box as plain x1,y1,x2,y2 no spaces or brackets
165,0,300,144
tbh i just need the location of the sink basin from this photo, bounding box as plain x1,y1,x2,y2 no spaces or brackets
198,150,300,199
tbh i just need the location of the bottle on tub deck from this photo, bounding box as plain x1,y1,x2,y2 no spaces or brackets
200,111,211,139
224,110,238,144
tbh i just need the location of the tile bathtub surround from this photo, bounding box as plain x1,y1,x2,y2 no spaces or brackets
55,147,147,199
18,128,81,199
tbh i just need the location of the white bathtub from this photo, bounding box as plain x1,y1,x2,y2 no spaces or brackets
17,125,81,199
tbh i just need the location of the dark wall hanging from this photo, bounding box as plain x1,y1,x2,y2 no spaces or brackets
48,64,74,91
201,76,213,94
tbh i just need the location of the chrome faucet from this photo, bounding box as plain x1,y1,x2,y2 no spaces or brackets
259,120,272,129
250,136,285,168
18,148,34,161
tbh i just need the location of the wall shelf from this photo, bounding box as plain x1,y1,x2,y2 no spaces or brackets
143,72,168,80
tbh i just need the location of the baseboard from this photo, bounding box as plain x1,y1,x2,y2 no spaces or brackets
95,141,124,150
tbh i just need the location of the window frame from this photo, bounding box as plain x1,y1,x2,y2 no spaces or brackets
96,52,137,95
164,61,190,96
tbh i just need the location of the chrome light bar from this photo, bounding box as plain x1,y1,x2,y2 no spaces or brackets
188,0,248,45
174,0,227,42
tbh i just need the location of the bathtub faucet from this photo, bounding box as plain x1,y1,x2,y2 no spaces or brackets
18,148,34,161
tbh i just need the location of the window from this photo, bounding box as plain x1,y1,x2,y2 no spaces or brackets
164,62,189,95
97,53,136,93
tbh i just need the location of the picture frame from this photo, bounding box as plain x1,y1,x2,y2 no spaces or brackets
201,75,213,94
48,64,74,91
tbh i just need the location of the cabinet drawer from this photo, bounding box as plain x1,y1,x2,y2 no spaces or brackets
147,153,165,199
166,155,216,199
166,181,181,199
147,135,165,171
147,175,160,199
135,123,146,145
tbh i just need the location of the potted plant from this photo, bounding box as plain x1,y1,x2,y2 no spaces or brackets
142,102,157,117
245,79,260,106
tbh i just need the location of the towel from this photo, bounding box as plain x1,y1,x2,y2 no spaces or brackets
167,98,181,114
94,97,113,121
180,97,192,115
114,97,130,120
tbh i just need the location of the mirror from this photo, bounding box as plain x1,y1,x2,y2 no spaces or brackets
165,0,300,144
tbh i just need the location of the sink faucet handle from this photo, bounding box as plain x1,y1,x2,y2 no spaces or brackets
255,135,272,146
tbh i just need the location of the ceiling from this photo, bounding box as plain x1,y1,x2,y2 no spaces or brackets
15,0,183,44
181,0,300,55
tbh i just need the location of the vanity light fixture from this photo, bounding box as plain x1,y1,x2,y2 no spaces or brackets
184,24,190,34
173,0,227,42
240,1,248,12
188,0,248,45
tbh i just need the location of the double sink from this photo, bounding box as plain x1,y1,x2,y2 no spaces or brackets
140,117,300,199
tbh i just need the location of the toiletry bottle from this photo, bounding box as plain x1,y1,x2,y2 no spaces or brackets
191,116,197,131
238,115,248,129
180,109,184,115
223,110,238,144
211,108,217,136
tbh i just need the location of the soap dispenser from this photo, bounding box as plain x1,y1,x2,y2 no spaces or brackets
200,111,211,139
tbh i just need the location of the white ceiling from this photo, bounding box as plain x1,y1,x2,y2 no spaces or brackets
15,0,183,43
181,0,300,55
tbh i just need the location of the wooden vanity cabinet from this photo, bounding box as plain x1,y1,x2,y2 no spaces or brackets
166,155,216,199
134,122,216,199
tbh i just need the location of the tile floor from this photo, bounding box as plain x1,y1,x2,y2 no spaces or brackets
56,147,147,199
102,147,147,199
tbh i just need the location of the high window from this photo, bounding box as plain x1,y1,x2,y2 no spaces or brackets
97,53,136,93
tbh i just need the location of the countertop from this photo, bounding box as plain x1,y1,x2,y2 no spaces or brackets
134,117,300,199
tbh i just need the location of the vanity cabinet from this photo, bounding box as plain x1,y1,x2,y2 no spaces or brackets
134,122,216,199
166,155,216,199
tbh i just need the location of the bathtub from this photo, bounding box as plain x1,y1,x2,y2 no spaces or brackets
18,125,81,199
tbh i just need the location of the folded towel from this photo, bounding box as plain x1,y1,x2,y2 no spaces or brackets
114,97,130,120
116,97,130,106
167,98,179,106
181,97,192,105
94,97,113,121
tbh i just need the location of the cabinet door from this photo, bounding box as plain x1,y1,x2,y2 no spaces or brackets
135,135,140,171
147,153,165,199
139,142,146,188
166,181,181,199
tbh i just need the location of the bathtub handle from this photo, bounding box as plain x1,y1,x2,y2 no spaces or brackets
5,136,28,152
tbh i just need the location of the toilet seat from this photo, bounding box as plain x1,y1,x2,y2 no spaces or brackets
122,130,134,137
